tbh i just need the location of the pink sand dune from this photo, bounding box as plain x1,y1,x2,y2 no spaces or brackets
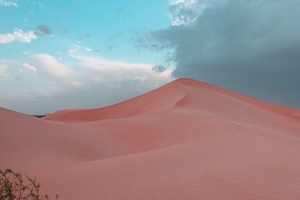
1,78,300,199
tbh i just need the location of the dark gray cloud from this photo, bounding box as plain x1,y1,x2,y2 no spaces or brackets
106,46,114,52
36,24,52,35
132,32,171,53
150,0,300,109
62,28,70,34
152,64,167,73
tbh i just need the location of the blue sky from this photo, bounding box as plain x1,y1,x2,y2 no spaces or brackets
0,0,170,61
1,0,300,114
0,0,174,114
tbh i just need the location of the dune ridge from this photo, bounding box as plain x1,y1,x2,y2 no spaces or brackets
1,78,300,199
45,78,299,122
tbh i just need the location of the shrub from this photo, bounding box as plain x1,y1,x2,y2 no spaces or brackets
0,169,59,200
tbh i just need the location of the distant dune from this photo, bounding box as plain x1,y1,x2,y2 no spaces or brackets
1,78,300,199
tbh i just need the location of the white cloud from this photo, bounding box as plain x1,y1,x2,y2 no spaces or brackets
30,54,71,79
170,0,208,26
69,44,96,54
73,44,83,50
0,0,18,7
0,53,174,114
68,49,76,54
85,47,93,52
21,63,37,71
29,54,83,91
0,29,37,44
23,51,32,55
72,54,173,88
0,65,11,80
0,59,23,80
32,1,45,8
22,87,59,99
134,75,149,82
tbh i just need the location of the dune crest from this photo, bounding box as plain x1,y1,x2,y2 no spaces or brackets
45,78,297,122
1,78,300,199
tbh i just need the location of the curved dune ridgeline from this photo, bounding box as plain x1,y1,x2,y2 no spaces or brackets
1,78,300,199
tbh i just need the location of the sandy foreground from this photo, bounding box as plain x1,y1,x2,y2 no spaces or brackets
1,78,300,199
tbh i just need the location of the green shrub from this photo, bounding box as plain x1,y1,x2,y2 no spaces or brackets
0,169,59,200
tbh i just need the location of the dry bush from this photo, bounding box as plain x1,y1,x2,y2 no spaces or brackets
0,169,59,200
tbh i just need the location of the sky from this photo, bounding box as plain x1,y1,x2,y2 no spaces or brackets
0,0,299,114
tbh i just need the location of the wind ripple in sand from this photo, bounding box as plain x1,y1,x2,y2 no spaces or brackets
1,78,300,199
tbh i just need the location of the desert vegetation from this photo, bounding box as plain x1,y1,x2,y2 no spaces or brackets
0,169,58,200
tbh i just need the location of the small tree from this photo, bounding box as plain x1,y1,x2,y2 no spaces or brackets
0,169,59,200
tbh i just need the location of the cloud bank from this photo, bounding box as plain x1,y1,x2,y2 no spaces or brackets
0,54,173,114
31,54,71,79
150,0,300,108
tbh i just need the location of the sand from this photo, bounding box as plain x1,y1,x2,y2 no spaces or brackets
1,78,300,199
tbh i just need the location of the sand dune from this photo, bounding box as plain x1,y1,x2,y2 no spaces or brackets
1,78,300,199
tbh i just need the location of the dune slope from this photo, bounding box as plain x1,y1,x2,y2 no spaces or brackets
1,78,300,199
